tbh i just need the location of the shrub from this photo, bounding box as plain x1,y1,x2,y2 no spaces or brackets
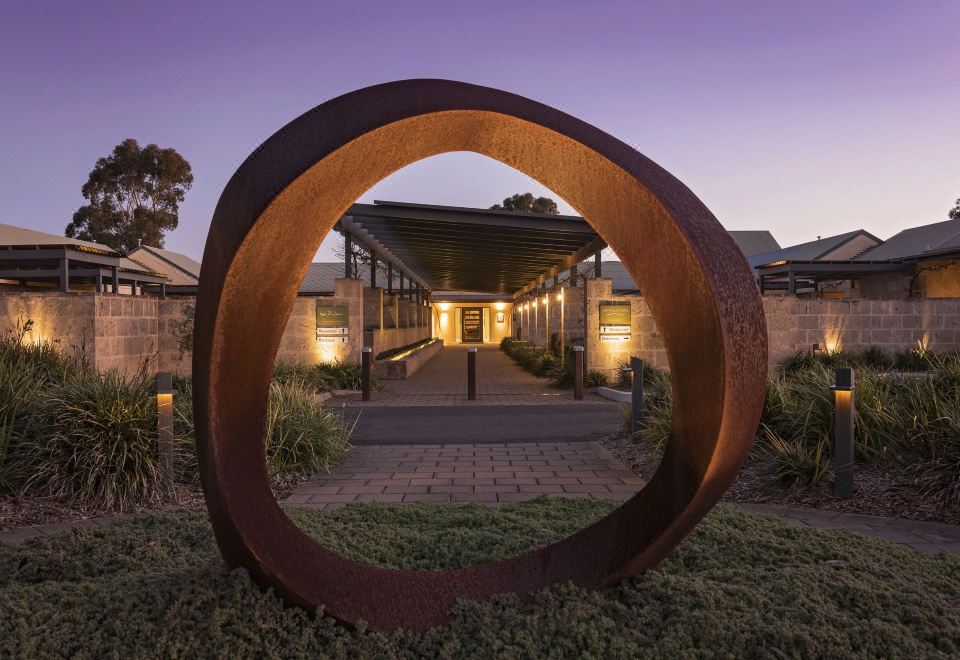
264,380,351,477
273,360,379,393
584,369,608,388
171,379,350,483
16,368,167,511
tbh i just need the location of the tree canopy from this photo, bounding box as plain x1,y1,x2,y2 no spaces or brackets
65,139,193,253
490,192,559,215
949,198,960,220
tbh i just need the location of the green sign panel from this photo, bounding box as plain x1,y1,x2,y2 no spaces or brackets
316,304,349,337
599,301,631,328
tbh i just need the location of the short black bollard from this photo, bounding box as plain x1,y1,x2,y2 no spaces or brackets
467,347,477,400
831,367,855,498
631,356,645,433
573,346,584,400
361,347,372,401
156,372,176,488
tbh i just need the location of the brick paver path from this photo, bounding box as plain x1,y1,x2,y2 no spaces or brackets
341,345,610,406
286,442,639,505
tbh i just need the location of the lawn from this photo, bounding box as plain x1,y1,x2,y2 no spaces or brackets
1,498,958,658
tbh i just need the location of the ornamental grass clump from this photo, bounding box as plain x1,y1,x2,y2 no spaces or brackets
273,360,379,393
17,368,167,511
0,323,80,490
264,380,351,477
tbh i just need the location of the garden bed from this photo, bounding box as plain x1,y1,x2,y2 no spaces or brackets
602,435,960,526
374,338,443,380
1,498,958,657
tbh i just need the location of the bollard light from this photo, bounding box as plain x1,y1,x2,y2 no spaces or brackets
831,367,855,498
573,345,584,401
157,372,176,489
812,342,823,357
467,347,478,400
361,347,372,401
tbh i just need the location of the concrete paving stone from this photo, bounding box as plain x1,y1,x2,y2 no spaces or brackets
779,508,841,521
298,486,343,495
284,493,312,504
452,478,496,486
429,485,474,494
475,484,519,494
886,519,960,540
859,528,930,545
384,486,430,494
537,477,581,485
831,513,898,527
551,492,593,499
409,478,453,486
519,484,565,493
907,542,960,556
355,493,404,503
494,478,538,485
605,484,642,493
402,493,451,503
338,485,387,495
564,484,608,493
451,492,499,503
800,520,878,533
0,527,44,543
367,478,408,486
310,493,357,503
497,492,537,502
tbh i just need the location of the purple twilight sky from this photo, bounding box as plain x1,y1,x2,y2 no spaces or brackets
1,0,958,262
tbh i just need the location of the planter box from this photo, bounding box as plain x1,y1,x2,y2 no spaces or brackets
374,339,444,380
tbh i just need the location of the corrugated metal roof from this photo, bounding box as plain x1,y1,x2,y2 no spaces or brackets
727,231,781,257
747,230,879,267
0,222,117,254
128,245,201,285
299,262,402,294
856,220,960,260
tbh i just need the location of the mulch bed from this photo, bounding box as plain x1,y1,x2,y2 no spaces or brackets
601,435,960,526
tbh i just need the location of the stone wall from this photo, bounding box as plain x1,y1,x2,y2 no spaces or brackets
94,295,158,375
519,278,960,380
0,291,96,358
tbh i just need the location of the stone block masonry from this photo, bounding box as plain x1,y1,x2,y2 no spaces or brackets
0,276,429,378
521,278,960,378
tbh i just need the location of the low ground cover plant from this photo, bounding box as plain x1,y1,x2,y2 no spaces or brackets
500,335,609,388
629,346,960,506
1,326,352,511
1,499,957,657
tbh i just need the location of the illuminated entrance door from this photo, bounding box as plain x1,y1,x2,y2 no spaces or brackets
460,307,484,343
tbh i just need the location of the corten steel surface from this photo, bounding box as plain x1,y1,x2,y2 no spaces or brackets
194,79,768,632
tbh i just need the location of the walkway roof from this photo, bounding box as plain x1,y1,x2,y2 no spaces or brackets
337,201,606,295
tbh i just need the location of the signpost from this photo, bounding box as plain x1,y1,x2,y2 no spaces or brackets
316,304,350,343
599,301,631,341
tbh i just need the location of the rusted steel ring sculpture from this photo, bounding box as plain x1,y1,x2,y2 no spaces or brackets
194,79,768,632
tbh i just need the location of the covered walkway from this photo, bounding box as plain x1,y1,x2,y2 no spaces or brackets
333,345,622,444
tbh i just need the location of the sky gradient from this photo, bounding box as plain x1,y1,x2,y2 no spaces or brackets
2,0,958,262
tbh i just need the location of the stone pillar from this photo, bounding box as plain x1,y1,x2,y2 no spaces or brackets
383,293,399,329
363,287,384,331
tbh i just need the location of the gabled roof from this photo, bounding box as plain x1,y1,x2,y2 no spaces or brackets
748,229,882,267
727,230,780,257
856,220,960,261
128,245,201,286
0,222,116,254
299,262,403,295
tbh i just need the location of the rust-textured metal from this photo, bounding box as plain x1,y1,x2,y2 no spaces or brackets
194,79,768,633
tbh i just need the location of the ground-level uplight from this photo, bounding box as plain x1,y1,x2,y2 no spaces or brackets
156,372,176,487
831,367,855,498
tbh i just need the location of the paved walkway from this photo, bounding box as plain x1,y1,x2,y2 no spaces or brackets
341,345,611,406
330,344,624,444
279,442,960,556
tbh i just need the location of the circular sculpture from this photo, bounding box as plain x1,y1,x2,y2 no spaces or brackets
194,79,768,632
